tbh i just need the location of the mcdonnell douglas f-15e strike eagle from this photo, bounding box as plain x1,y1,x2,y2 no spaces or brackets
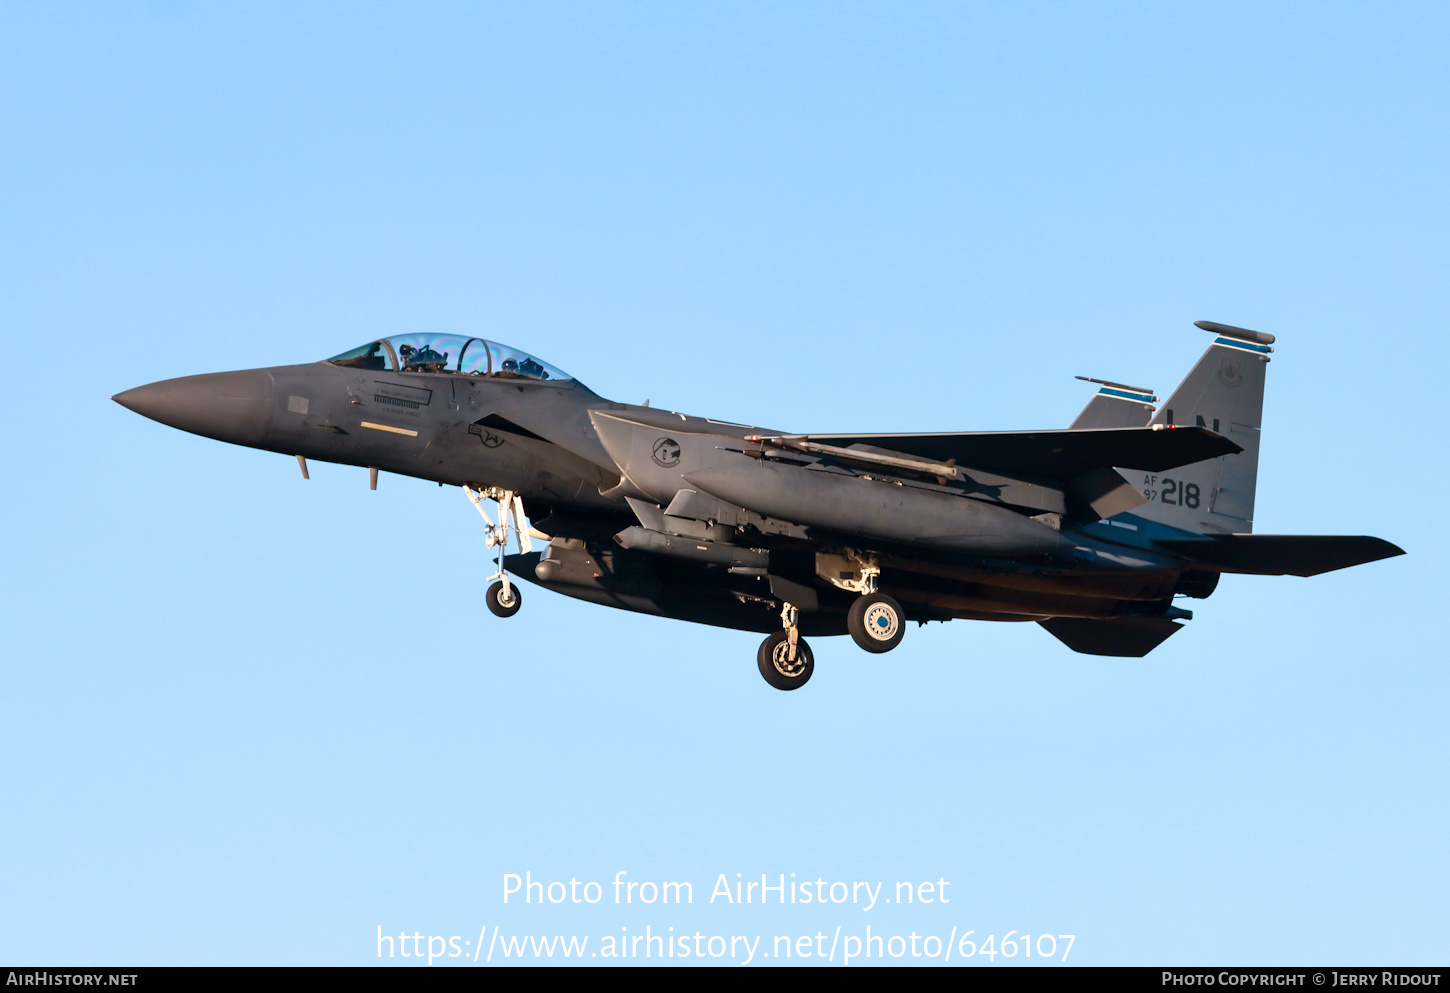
115,321,1402,690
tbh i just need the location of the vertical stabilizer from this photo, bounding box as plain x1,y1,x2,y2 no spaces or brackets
1126,322,1273,534
1069,377,1157,429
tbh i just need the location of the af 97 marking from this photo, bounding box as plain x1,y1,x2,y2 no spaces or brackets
1142,475,1201,508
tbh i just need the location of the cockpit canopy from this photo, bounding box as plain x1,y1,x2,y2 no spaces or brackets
327,335,575,385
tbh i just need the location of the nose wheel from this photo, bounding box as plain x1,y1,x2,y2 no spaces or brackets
847,592,905,653
486,580,523,617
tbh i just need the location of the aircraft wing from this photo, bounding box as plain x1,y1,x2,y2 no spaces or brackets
1155,535,1405,577
775,425,1240,479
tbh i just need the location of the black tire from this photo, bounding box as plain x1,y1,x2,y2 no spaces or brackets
486,580,523,618
757,631,814,690
847,592,905,653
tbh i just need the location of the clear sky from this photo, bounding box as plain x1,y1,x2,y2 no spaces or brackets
2,1,1445,967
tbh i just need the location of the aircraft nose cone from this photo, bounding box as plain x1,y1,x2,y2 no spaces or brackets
113,368,275,448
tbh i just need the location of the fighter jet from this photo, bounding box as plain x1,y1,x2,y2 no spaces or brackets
113,322,1403,690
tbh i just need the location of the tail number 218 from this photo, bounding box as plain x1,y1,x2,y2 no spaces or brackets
1141,477,1201,508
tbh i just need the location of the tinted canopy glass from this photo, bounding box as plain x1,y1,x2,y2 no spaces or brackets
326,340,394,371
390,333,474,374
328,336,574,384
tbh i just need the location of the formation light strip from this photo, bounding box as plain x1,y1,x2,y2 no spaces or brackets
1097,386,1158,403
1213,336,1274,354
361,421,419,437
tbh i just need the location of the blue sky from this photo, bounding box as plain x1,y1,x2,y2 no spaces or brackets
1,1,1445,966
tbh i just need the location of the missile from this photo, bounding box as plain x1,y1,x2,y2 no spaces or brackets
684,462,1071,555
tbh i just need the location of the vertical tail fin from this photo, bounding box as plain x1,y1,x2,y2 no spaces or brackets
1127,322,1273,534
1069,377,1157,429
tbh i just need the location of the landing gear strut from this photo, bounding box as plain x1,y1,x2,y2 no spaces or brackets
465,485,533,619
758,601,814,690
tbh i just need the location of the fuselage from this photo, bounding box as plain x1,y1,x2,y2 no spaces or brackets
114,348,1203,637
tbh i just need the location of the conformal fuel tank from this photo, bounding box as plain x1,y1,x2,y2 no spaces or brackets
684,462,1071,555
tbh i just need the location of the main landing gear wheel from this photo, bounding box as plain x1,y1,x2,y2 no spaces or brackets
757,631,814,691
847,592,905,653
486,581,522,618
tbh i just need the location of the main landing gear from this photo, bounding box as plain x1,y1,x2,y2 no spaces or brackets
840,560,905,654
755,578,907,690
847,592,905,653
465,485,533,619
758,602,814,691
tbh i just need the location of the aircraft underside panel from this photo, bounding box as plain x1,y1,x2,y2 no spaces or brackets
506,551,849,635
505,542,1189,635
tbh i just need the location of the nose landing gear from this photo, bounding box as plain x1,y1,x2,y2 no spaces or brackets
465,485,534,619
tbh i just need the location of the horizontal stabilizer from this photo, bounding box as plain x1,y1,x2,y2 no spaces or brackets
783,425,1239,480
1038,615,1184,657
1155,534,1405,577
